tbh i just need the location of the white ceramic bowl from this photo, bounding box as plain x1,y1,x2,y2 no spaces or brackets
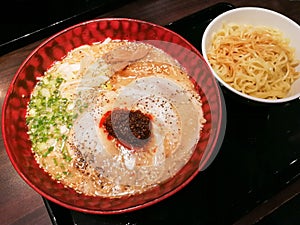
201,7,300,103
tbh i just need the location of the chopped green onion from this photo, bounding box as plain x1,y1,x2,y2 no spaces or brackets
26,73,75,162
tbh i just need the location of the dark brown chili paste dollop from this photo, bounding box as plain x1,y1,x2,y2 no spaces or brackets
100,109,152,149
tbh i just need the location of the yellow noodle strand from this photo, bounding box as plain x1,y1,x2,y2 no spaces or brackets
208,23,300,99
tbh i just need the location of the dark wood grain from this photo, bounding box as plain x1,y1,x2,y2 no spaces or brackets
1,1,300,225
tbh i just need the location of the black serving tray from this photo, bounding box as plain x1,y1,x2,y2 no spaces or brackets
43,2,300,225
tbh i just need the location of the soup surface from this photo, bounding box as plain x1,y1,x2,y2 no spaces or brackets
26,39,206,197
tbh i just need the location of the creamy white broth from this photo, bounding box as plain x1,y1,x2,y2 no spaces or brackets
26,39,206,197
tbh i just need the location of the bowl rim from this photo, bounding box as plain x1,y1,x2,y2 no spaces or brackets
201,6,300,104
2,17,226,214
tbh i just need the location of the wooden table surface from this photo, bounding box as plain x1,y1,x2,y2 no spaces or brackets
1,1,300,225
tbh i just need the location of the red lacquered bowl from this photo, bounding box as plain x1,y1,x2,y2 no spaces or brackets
2,18,226,214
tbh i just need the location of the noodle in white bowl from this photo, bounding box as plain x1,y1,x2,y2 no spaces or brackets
202,7,300,103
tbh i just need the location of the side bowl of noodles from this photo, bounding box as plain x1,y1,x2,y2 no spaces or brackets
2,18,226,214
201,7,300,103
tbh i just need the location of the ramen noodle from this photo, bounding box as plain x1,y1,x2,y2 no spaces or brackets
26,39,206,197
207,23,300,99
